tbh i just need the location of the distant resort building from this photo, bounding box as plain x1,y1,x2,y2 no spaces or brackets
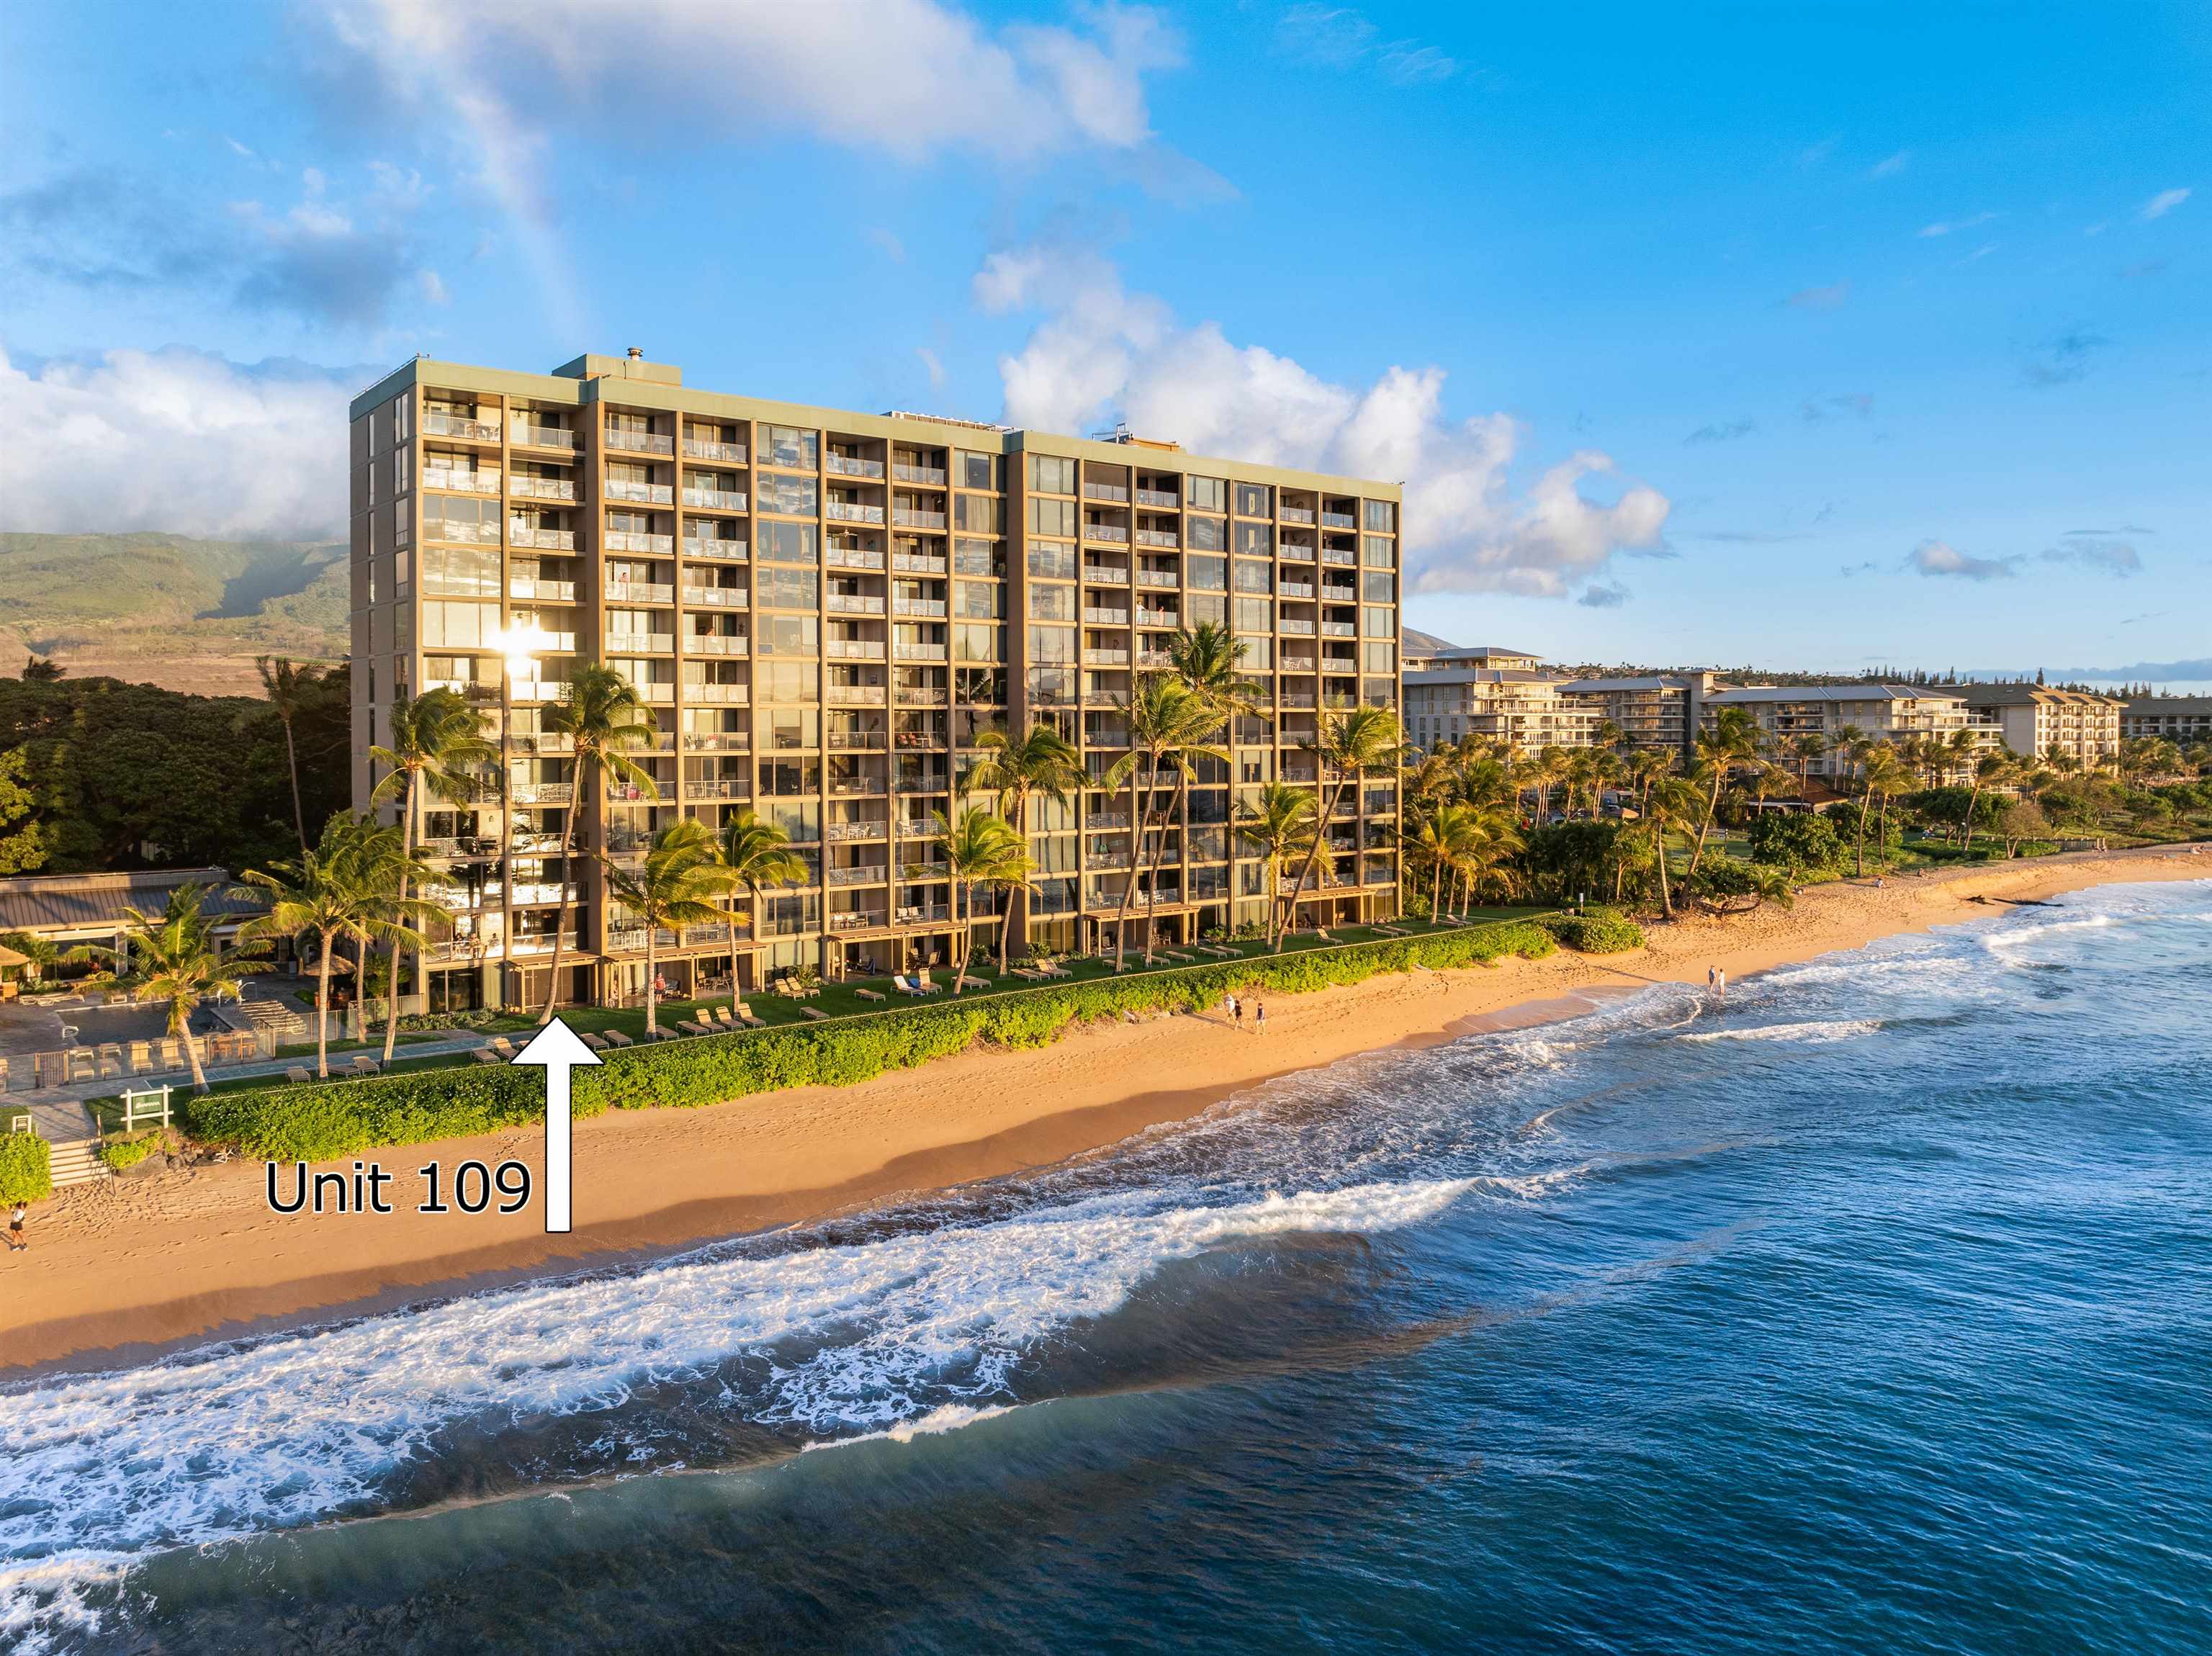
2123,695,2212,745
1957,683,2122,767
1403,667,1599,752
1700,685,1982,779
1555,672,1727,760
1399,639,1544,674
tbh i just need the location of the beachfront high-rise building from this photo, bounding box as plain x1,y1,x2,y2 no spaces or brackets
1957,684,2122,768
348,353,1403,1012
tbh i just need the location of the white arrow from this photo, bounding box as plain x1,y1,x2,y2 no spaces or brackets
510,1019,602,1234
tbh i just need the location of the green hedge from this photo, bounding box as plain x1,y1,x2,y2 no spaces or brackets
180,921,1558,1163
0,1133,51,1203
99,1133,165,1172
1539,911,1646,953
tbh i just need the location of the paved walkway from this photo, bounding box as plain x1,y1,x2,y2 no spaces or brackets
6,1032,498,1143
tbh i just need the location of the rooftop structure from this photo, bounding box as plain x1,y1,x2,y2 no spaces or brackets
349,354,1404,1012
2123,696,2212,744
1403,668,1598,752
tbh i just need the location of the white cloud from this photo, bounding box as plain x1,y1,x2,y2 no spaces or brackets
0,348,352,541
1274,5,1460,84
2139,186,2190,220
916,346,946,388
976,247,1670,598
1917,210,1997,238
228,161,428,325
1786,279,1851,310
1869,150,1910,179
1907,539,2018,581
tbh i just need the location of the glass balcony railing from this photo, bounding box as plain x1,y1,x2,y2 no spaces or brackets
606,428,674,456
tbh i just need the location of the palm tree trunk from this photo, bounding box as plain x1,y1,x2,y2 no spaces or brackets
1282,775,1346,945
951,876,968,995
182,1016,210,1095
1687,774,1725,880
1141,775,1180,965
1430,858,1442,923
539,752,585,1023
1855,793,1871,876
1111,762,1144,968
315,927,335,1078
642,927,659,1035
383,770,417,1065
1653,824,1673,919
1962,781,1982,854
283,716,307,855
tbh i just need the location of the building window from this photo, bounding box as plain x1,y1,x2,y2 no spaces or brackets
1234,597,1272,634
956,451,1000,490
1187,475,1226,513
757,521,817,563
1027,497,1077,537
1233,559,1272,593
1363,605,1394,639
757,474,819,518
761,425,819,471
1028,626,1076,665
953,494,1002,534
756,566,821,610
954,581,1004,619
1233,521,1273,558
1363,500,1396,532
1363,641,1395,675
1362,570,1395,603
1029,454,1075,495
1028,585,1075,621
1187,556,1228,592
1186,516,1226,552
953,536,1004,577
1026,540,1076,580
953,624,1004,663
757,614,819,655
1234,482,1272,518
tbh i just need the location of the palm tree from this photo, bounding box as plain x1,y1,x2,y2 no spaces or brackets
1784,732,1830,797
979,835,1040,975
1109,675,1219,966
1407,803,1473,922
1280,703,1401,945
971,721,1083,964
1686,706,1761,880
539,665,661,1021
111,883,267,1095
932,806,1025,991
256,655,318,855
1643,775,1704,919
1235,781,1318,939
597,819,732,1036
1961,750,2014,855
238,815,421,1079
369,687,495,1063
1862,746,1913,871
709,809,807,1005
345,822,443,1040
1457,807,1524,915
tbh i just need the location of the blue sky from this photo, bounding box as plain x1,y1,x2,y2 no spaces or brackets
2,1,2206,685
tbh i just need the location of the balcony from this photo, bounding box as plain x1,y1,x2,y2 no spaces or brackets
1280,505,1316,526
681,585,747,609
827,546,886,572
891,507,947,530
1279,581,1316,600
683,538,747,562
606,582,675,604
511,526,575,552
1136,487,1178,509
893,463,947,486
606,428,674,456
1084,607,1131,626
1321,546,1357,566
423,467,500,495
1136,649,1174,669
510,782,573,806
1279,543,1316,563
895,685,948,706
828,865,889,886
894,642,948,662
682,922,748,946
895,903,952,924
827,685,884,706
829,776,889,797
1134,528,1178,548
683,682,749,703
827,639,887,660
508,474,576,503
604,924,678,952
682,438,748,464
1280,618,1317,636
1084,523,1130,543
605,480,674,506
1321,510,1357,529
508,577,577,601
505,932,581,957
828,912,888,933
513,426,577,451
1136,569,1177,588
684,778,747,799
680,487,749,512
1083,565,1130,586
1280,657,1318,674
827,820,889,842
607,633,674,654
827,501,886,524
891,552,947,575
685,633,748,656
425,412,500,441
1084,481,1130,503
1133,608,1178,629
605,530,674,555
827,454,885,480
894,597,947,618
1083,647,1130,666
828,593,886,616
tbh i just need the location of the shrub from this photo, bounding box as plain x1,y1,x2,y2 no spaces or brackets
99,1133,165,1172
1748,811,1846,876
179,922,1559,1163
1539,909,1645,953
0,1132,51,1202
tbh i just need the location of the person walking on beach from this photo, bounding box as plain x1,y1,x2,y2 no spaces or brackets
1709,966,1726,1001
1229,994,1243,1031
1254,1000,1267,1035
6,1202,25,1253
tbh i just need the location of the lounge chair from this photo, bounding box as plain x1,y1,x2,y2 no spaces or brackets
645,1027,679,1042
285,1065,313,1085
855,987,886,1002
350,1056,381,1076
676,1020,710,1037
579,1032,611,1052
957,974,989,991
489,1037,517,1059
471,1048,500,1066
603,1030,634,1048
801,1006,829,1021
706,1005,735,1026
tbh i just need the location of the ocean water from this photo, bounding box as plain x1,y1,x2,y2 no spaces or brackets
5,878,2210,1655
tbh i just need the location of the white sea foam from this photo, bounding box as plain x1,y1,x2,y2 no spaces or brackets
803,1402,1020,1452
0,1176,1473,1644
1677,1020,1882,1045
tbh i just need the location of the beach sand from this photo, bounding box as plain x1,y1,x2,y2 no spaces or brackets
5,847,2206,1373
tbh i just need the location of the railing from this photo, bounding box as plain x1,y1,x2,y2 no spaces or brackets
1321,546,1357,566
516,426,577,451
606,531,674,554
605,480,674,505
892,552,947,575
511,782,574,805
1279,543,1316,562
1136,487,1178,508
1133,609,1177,629
827,821,888,842
1084,482,1129,503
511,526,575,551
683,778,746,798
895,686,948,705
683,538,747,561
893,463,946,485
891,508,946,529
604,925,676,951
827,454,885,479
423,468,500,495
1084,608,1131,626
425,412,500,441
423,518,501,546
1084,523,1129,542
685,633,748,655
827,501,886,523
1280,689,1317,708
1083,565,1130,585
508,932,583,955
508,474,577,501
682,922,748,945
1279,505,1316,525
1136,569,1177,588
1134,528,1178,548
681,585,747,608
683,682,748,703
827,639,887,660
510,880,581,904
509,577,577,601
680,487,749,511
1280,618,1317,636
680,731,749,751
1280,581,1315,599
1087,811,1132,829
894,642,948,661
1083,648,1130,666
606,428,674,455
1136,650,1174,669
828,593,886,615
1321,585,1359,603
827,685,884,705
1321,511,1357,529
895,904,951,924
606,582,675,603
1322,621,1357,637
827,546,886,570
828,912,887,932
683,438,748,464
829,865,888,886
894,598,947,618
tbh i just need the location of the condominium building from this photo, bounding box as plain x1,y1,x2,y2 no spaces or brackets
1958,683,2122,768
1399,641,1543,673
2123,696,2212,745
349,352,1403,1012
1701,685,1982,779
1403,669,1599,752
1555,672,1728,760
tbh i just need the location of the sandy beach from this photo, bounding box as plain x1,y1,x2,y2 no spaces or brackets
5,847,2206,1374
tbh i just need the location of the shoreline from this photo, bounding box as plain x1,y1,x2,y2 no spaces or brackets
6,847,2206,1374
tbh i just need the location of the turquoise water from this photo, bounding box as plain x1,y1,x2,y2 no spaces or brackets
6,878,2210,1653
